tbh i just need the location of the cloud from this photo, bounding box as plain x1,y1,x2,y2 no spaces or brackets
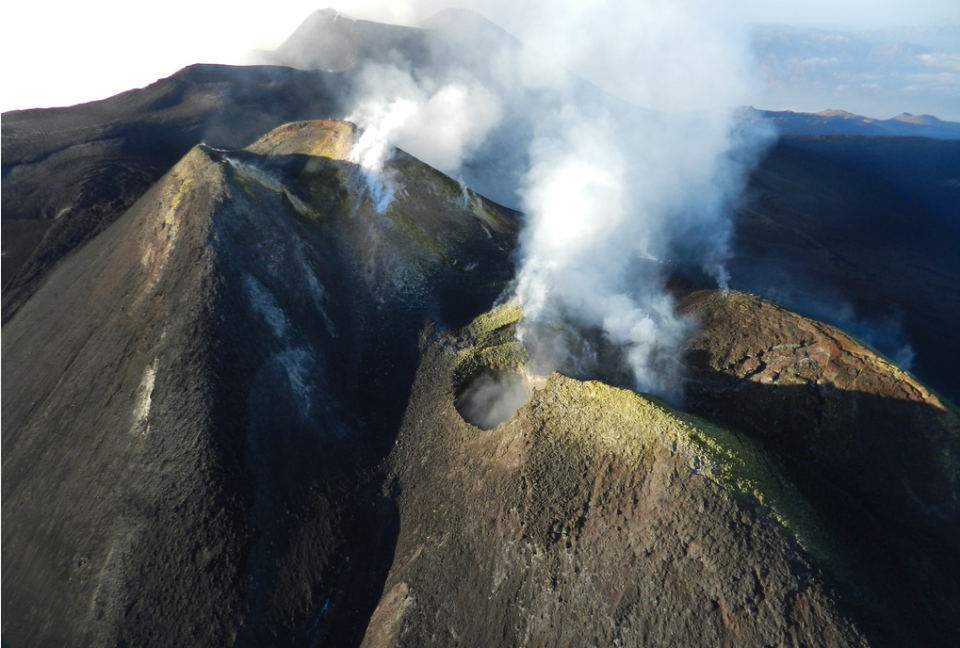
903,72,960,90
918,53,960,72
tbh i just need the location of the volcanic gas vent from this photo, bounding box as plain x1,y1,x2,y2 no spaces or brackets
453,304,532,430
455,370,529,430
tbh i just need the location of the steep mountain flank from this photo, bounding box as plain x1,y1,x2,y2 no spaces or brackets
1,120,518,647
681,289,960,646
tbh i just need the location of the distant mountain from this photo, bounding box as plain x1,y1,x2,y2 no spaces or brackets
739,106,960,139
259,9,433,73
256,7,522,75
1,65,353,320
750,25,960,124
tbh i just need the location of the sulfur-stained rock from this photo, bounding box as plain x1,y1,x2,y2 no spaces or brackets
365,304,870,648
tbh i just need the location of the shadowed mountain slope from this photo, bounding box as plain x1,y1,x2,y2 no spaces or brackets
732,136,960,403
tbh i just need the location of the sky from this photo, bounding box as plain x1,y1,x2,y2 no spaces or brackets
2,0,959,117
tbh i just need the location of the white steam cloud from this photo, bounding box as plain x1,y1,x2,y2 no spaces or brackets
513,109,694,394
298,0,772,398
347,63,502,212
505,0,768,396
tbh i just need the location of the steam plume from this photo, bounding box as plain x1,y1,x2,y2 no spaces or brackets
504,0,768,396
298,1,772,397
346,62,502,212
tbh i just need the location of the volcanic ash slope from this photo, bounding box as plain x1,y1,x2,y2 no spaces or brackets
366,290,959,647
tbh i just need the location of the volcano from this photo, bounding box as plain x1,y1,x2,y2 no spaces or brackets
3,10,960,648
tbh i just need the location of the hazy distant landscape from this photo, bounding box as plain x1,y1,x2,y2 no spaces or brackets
751,25,960,122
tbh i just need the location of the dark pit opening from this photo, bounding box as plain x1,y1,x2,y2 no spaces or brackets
455,371,530,430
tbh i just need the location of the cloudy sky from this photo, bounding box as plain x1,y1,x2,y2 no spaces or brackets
2,0,958,118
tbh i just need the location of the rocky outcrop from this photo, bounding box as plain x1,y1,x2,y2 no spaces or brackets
681,289,960,646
